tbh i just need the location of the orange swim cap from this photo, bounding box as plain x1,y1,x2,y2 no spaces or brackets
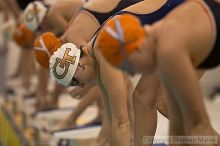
96,14,145,66
13,23,34,47
34,32,61,68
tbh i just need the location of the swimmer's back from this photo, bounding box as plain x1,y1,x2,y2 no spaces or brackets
82,0,143,25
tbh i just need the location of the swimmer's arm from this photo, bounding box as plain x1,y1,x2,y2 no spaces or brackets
96,53,131,146
96,50,130,119
100,63,128,102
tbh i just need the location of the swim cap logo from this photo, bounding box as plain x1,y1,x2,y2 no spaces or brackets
25,7,40,22
53,48,76,79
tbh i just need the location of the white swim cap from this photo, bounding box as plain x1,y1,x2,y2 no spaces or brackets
49,43,81,86
23,1,48,32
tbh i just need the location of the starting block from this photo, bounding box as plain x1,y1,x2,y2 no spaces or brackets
35,107,75,130
52,125,101,146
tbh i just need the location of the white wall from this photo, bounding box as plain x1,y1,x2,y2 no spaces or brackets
200,67,220,95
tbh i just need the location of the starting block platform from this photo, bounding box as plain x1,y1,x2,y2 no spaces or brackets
51,126,101,146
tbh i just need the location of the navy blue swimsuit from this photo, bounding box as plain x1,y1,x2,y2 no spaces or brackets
198,0,220,69
17,0,34,10
92,0,185,49
116,0,184,25
82,0,143,26
90,0,220,69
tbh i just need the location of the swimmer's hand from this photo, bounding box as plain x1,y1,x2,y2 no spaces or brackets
68,86,85,99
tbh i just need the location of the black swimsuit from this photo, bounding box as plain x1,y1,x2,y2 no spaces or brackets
198,0,220,69
82,0,143,26
116,0,184,25
17,0,34,10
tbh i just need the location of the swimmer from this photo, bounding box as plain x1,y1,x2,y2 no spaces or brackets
47,1,191,145
96,0,220,145
13,0,84,110
35,0,143,145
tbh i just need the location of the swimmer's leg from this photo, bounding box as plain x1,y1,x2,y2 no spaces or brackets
20,49,35,94
89,101,109,146
133,72,159,146
157,47,219,146
156,84,169,119
35,66,49,111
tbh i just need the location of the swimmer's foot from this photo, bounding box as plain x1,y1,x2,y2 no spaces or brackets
34,98,58,112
